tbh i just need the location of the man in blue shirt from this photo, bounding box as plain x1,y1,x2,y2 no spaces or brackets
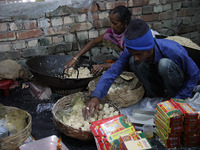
83,19,200,117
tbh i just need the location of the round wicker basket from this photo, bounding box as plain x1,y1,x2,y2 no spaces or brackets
52,92,93,141
52,91,120,141
88,71,145,108
0,106,32,150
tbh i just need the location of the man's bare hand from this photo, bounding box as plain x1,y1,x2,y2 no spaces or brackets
82,97,100,119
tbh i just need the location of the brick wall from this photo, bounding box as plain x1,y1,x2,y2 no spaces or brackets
0,0,199,64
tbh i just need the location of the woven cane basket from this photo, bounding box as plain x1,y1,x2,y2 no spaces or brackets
52,91,120,141
0,106,32,150
88,71,145,108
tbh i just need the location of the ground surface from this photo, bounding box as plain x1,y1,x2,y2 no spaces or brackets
0,85,199,150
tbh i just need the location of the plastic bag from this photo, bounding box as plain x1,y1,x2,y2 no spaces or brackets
57,0,94,8
0,59,29,80
186,92,200,112
36,103,54,114
121,97,166,117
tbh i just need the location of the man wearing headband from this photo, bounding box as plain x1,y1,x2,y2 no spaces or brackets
83,19,200,117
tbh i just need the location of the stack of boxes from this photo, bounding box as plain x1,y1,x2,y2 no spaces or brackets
155,98,200,148
90,115,136,150
90,114,152,150
199,114,200,145
170,98,199,147
154,100,183,148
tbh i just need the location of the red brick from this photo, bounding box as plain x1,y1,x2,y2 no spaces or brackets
93,19,110,29
92,13,99,21
0,23,7,31
152,22,162,30
17,29,42,40
167,0,179,2
106,1,127,10
96,2,106,11
158,11,177,20
178,25,196,34
24,20,37,30
0,32,16,41
177,9,195,17
70,22,93,32
81,3,98,13
90,3,99,12
131,0,149,7
132,7,142,15
44,26,67,36
0,43,11,52
139,14,158,22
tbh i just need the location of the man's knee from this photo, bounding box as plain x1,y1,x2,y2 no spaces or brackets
158,58,184,87
158,58,172,74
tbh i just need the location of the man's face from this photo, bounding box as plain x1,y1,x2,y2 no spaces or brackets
128,48,153,63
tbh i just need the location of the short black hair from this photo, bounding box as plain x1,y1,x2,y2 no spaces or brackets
125,19,149,39
109,5,132,25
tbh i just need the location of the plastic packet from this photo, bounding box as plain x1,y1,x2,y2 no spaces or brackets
36,103,54,114
121,97,166,116
187,92,200,112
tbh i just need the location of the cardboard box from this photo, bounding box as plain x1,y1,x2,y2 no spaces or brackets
155,128,180,148
156,100,183,123
170,98,198,120
90,115,136,150
155,108,182,127
154,119,181,138
154,114,183,133
120,131,152,150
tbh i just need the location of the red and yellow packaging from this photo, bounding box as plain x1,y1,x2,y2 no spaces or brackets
170,98,198,120
154,114,183,133
156,100,183,124
181,134,199,143
155,108,182,128
154,119,182,139
90,115,136,150
90,115,123,137
155,128,180,148
155,99,200,148
120,131,152,150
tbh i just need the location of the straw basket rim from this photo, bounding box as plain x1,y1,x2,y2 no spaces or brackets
0,106,32,150
52,91,120,141
88,72,145,108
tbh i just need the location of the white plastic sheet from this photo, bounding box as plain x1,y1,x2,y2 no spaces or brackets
54,0,94,8
187,92,200,112
0,0,95,18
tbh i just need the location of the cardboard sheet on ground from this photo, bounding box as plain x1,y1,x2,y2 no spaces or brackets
20,135,69,150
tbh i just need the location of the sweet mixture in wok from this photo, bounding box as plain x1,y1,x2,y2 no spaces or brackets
64,67,93,79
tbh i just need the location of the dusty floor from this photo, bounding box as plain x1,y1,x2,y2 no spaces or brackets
0,86,97,150
0,83,199,150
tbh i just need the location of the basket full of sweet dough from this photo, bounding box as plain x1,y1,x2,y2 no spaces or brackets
88,71,145,108
52,91,120,141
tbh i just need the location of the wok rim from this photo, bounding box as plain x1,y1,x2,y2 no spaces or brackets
26,55,97,81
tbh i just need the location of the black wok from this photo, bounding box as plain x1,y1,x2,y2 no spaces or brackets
26,55,97,90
